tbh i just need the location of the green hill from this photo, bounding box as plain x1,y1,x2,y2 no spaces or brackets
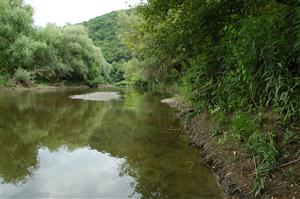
81,11,132,64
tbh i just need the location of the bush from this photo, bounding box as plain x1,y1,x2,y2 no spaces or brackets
181,54,212,110
114,80,128,87
86,76,105,87
0,73,11,87
14,68,31,85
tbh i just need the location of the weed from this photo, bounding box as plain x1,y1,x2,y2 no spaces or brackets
231,112,278,195
232,112,259,142
217,133,228,145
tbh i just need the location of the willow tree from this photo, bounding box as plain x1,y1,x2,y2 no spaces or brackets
0,0,36,73
0,0,111,86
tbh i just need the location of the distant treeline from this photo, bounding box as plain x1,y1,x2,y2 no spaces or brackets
0,0,111,87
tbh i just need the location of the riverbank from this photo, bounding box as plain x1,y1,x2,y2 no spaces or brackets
162,98,300,199
0,83,116,92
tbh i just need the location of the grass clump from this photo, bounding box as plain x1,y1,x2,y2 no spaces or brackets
232,112,259,142
231,112,278,195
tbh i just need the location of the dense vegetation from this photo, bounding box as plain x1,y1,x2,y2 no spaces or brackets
81,11,132,64
116,0,300,195
0,0,110,87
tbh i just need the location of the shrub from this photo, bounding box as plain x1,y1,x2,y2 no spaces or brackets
86,75,105,87
14,67,31,85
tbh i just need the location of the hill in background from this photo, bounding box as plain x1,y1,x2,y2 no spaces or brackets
81,10,132,64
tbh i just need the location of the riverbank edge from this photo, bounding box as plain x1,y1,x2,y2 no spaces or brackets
0,84,115,92
162,97,246,198
162,97,299,199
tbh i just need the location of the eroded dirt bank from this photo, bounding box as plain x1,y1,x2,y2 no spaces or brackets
162,98,300,199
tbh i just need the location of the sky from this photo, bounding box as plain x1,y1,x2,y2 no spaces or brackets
24,0,143,26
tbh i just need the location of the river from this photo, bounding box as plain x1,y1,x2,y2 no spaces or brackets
0,88,222,199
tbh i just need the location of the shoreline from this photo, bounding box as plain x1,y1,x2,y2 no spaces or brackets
162,97,300,199
0,84,115,92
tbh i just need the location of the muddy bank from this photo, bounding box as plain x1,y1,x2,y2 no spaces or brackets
162,98,300,199
16,85,89,91
0,86,10,92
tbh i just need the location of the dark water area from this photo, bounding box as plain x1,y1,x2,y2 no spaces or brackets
0,88,222,199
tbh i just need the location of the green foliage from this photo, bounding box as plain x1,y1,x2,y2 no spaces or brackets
121,58,147,86
231,112,278,195
247,132,278,173
232,112,278,175
0,72,11,87
211,109,227,137
232,112,259,141
86,63,106,87
283,129,299,144
247,131,278,196
132,0,300,122
0,0,34,73
124,0,300,132
81,11,132,64
227,8,300,121
34,24,111,85
57,25,110,83
0,0,111,86
181,54,213,110
109,62,125,82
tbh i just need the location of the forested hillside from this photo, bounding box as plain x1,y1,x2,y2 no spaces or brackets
81,11,132,64
0,0,110,87
81,10,134,83
116,0,300,196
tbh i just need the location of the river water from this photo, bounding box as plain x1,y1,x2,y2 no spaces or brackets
0,88,222,199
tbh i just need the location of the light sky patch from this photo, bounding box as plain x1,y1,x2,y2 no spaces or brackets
24,0,144,26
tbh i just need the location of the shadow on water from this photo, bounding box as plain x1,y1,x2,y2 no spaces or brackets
0,87,222,199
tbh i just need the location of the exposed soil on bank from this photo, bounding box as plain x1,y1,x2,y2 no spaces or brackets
162,98,300,199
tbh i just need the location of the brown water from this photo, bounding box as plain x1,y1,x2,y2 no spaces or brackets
0,88,222,199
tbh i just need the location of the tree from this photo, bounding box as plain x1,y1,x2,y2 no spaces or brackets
0,0,35,73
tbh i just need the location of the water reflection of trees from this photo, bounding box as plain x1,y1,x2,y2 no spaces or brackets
0,90,111,183
89,91,221,199
0,89,221,199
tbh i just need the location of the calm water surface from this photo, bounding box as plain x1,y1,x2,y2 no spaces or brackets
0,88,222,199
